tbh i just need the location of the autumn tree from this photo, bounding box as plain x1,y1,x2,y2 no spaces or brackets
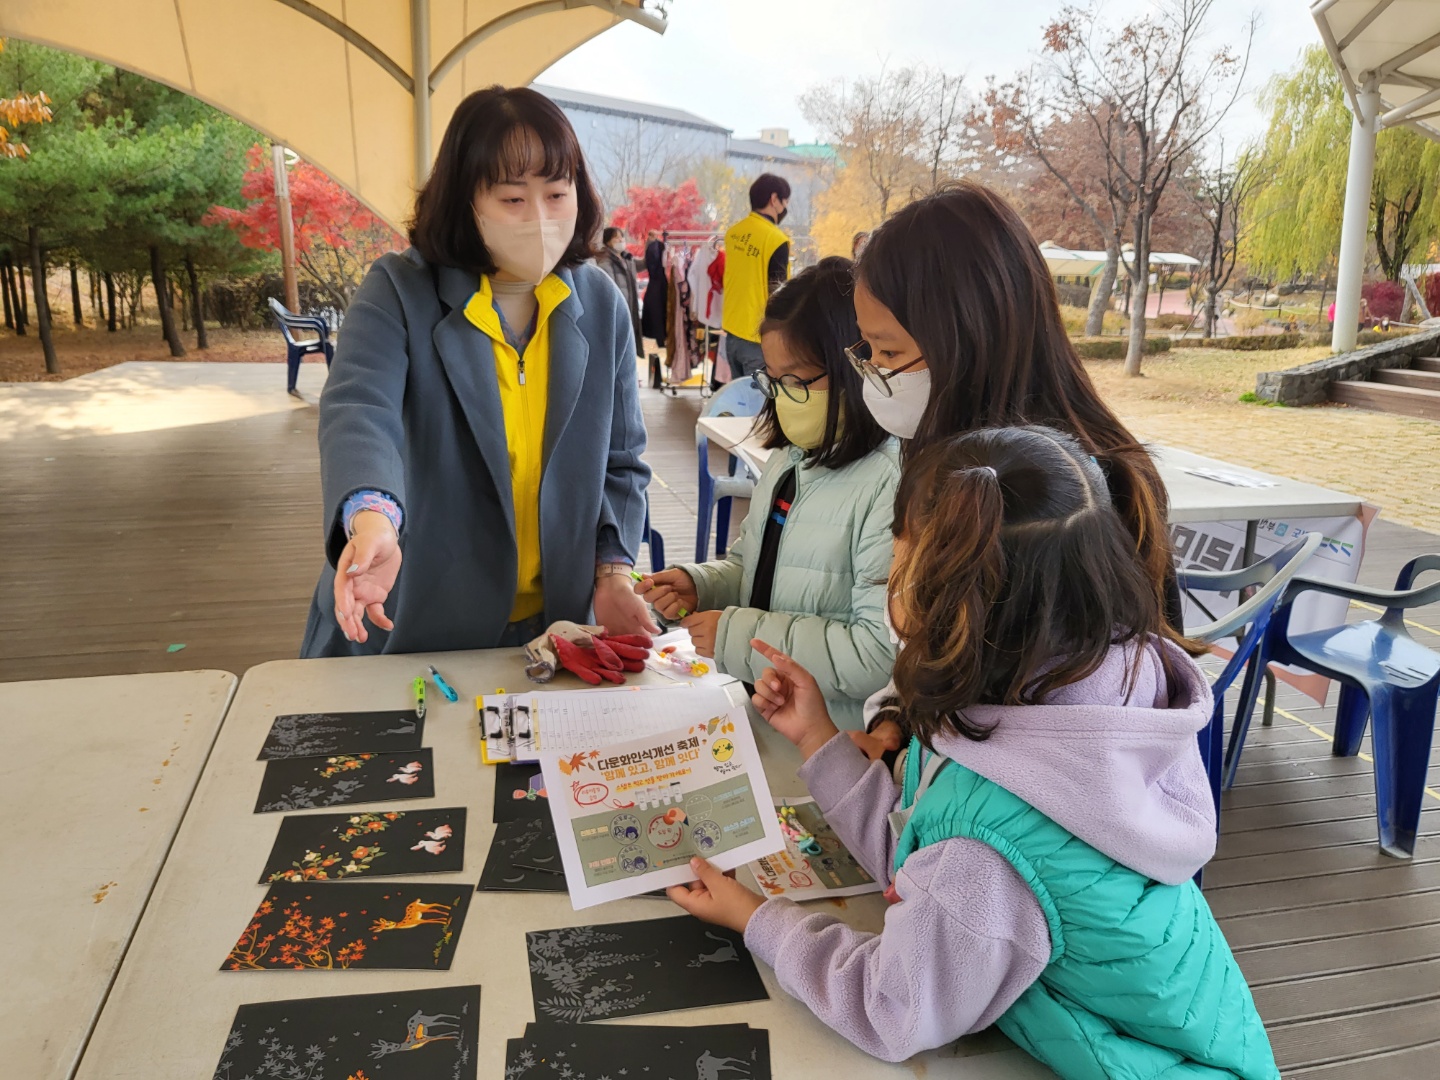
0,40,51,160
1190,146,1260,337
1245,46,1440,294
1036,0,1252,374
608,180,708,254
207,144,404,312
801,64,973,223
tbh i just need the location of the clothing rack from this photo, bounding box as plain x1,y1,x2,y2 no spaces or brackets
652,231,724,399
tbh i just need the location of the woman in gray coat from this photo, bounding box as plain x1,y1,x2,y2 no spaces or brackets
595,226,644,360
302,87,656,658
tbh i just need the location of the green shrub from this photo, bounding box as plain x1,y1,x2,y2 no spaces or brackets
1189,333,1314,351
1151,312,1195,329
1072,337,1173,359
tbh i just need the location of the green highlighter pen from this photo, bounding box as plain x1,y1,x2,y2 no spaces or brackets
412,675,426,720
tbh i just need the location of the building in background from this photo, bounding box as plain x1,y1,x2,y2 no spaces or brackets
535,84,827,244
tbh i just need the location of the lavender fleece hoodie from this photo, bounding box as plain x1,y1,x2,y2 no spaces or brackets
743,639,1218,1063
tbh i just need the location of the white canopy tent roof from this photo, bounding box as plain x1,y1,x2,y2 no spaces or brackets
0,0,666,232
1312,0,1440,350
1038,242,1200,280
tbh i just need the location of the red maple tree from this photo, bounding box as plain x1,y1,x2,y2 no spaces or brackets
206,145,403,308
610,180,709,256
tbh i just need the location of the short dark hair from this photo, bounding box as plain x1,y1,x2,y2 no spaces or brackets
749,173,792,211
752,256,888,470
408,86,602,274
889,426,1194,746
602,226,622,246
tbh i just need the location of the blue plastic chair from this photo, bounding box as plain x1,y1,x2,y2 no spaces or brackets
695,379,766,562
269,297,334,396
1178,533,1322,820
1254,555,1440,858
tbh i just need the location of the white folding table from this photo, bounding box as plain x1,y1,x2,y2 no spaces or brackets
0,670,236,1080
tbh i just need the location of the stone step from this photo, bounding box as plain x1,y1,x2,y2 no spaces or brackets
1330,378,1440,421
1413,357,1440,373
1374,367,1440,390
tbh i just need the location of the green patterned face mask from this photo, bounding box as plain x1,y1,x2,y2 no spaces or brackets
774,388,832,450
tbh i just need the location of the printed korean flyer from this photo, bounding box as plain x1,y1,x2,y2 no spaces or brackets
537,704,784,908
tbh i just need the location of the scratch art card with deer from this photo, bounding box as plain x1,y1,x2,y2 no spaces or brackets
257,709,425,760
537,706,784,909
224,882,472,971
505,1021,771,1079
213,984,480,1080
259,807,467,883
525,915,767,1022
254,749,436,813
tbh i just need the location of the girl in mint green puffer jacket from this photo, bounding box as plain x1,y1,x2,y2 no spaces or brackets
638,257,899,729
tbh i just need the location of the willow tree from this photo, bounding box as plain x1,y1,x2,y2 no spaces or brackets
1246,46,1440,293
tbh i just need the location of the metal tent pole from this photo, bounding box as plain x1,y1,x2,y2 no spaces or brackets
1332,82,1380,353
412,0,433,188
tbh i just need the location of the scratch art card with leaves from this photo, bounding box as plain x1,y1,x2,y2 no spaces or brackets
505,1022,771,1080
258,709,425,760
254,749,436,813
224,882,471,971
492,762,549,823
213,984,480,1080
525,915,767,1022
259,808,466,883
537,708,784,909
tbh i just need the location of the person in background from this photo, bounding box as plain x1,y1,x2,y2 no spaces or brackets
722,173,792,380
637,257,898,729
596,226,643,364
302,85,656,658
668,426,1279,1078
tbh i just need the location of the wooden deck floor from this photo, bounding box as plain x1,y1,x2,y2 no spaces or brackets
3,362,1439,1076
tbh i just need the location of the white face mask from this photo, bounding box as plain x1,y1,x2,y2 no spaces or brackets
476,213,576,285
883,595,902,647
862,368,932,440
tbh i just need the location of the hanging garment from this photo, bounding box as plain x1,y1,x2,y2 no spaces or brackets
687,244,724,329
641,238,668,342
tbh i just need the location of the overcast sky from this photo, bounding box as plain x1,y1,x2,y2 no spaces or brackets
539,0,1323,151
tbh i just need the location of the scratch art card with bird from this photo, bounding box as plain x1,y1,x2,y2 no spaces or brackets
537,709,784,909
212,984,479,1080
254,749,436,813
259,807,466,883
525,915,768,1022
506,1021,770,1079
224,882,471,971
257,709,425,760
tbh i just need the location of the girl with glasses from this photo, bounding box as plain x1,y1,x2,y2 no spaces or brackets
636,257,899,729
844,182,1192,761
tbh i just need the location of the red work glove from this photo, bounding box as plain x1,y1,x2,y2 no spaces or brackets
595,631,652,671
552,632,625,685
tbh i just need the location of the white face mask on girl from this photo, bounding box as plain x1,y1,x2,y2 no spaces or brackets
883,597,902,647
476,213,576,285
861,368,932,440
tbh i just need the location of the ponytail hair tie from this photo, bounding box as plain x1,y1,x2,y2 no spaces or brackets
979,466,998,479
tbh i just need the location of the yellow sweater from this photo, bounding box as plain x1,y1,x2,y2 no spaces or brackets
463,273,572,622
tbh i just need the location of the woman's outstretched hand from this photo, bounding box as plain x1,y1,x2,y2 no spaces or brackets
333,510,401,644
593,572,661,637
749,639,839,761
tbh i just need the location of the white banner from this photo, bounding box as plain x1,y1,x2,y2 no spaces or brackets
1171,506,1378,703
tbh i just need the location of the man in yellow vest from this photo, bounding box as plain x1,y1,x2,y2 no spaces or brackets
722,174,792,380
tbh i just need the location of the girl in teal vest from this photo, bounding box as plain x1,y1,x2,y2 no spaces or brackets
667,426,1280,1078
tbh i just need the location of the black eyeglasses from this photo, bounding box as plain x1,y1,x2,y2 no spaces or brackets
750,369,826,403
844,340,925,398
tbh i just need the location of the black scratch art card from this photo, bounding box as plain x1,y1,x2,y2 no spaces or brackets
260,807,466,883
213,984,479,1080
258,709,425,760
223,882,471,971
255,750,436,813
525,915,767,1022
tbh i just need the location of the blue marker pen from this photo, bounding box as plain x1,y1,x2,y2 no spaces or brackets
427,665,459,703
